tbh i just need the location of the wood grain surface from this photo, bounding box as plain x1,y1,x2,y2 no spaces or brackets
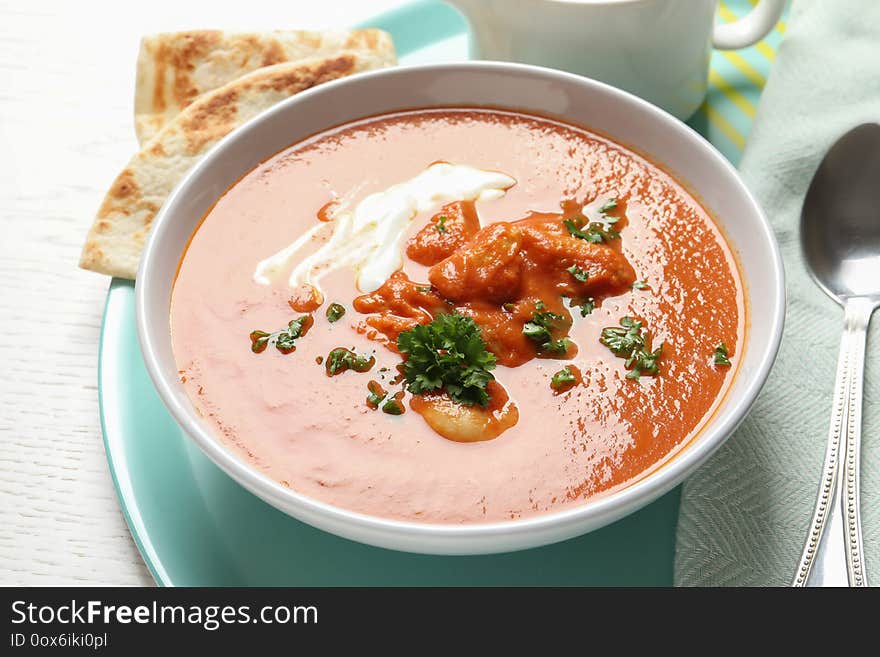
0,0,404,586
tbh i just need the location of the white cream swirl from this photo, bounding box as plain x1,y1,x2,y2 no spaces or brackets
253,162,516,293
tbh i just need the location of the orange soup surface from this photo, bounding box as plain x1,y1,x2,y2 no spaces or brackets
171,109,744,523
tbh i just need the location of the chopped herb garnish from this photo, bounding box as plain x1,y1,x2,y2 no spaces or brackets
522,321,551,342
416,286,433,293
600,316,644,356
625,345,662,380
365,380,402,415
382,398,405,415
397,312,497,407
249,331,271,353
598,199,620,228
564,218,601,242
632,280,649,290
600,316,662,380
550,366,577,392
390,364,406,385
502,302,516,312
326,303,346,323
544,337,572,355
523,309,562,344
567,265,589,283
564,217,619,243
366,380,388,409
249,316,312,354
436,215,448,233
714,343,732,366
572,298,595,317
325,348,375,376
599,198,618,214
523,305,572,356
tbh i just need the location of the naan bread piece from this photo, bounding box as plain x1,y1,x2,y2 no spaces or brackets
81,50,395,279
135,29,394,143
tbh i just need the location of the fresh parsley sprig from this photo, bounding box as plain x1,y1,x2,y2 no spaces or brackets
397,313,497,407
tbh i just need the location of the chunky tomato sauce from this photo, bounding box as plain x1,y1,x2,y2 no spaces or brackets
356,202,636,366
171,109,744,523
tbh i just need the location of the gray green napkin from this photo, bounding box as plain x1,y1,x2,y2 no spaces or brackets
674,0,880,586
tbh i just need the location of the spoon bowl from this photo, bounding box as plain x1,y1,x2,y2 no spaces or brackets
801,123,880,302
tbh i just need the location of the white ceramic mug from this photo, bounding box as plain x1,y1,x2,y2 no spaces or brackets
445,0,786,120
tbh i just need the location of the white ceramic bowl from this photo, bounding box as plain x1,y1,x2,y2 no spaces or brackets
136,62,785,555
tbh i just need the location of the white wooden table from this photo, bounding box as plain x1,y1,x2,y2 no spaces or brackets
0,0,407,586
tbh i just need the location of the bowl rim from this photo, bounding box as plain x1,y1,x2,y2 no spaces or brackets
136,60,786,543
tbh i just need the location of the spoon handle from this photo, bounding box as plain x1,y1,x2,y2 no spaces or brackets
793,298,873,586
840,299,873,586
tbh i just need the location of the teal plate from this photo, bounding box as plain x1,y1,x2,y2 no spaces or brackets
100,0,782,586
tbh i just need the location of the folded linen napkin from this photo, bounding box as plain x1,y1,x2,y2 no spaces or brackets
675,0,880,586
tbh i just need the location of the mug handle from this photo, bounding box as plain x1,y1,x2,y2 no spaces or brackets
712,0,786,50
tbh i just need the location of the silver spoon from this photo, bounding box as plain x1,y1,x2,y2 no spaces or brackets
794,123,880,587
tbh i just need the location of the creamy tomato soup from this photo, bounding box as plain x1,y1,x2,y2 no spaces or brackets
171,109,744,523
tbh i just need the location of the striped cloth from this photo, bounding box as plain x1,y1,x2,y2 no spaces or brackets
695,0,789,163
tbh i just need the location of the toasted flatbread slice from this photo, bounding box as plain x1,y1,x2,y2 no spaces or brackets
80,49,395,279
135,29,394,143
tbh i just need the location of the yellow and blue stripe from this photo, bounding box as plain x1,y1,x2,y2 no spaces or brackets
690,0,789,163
